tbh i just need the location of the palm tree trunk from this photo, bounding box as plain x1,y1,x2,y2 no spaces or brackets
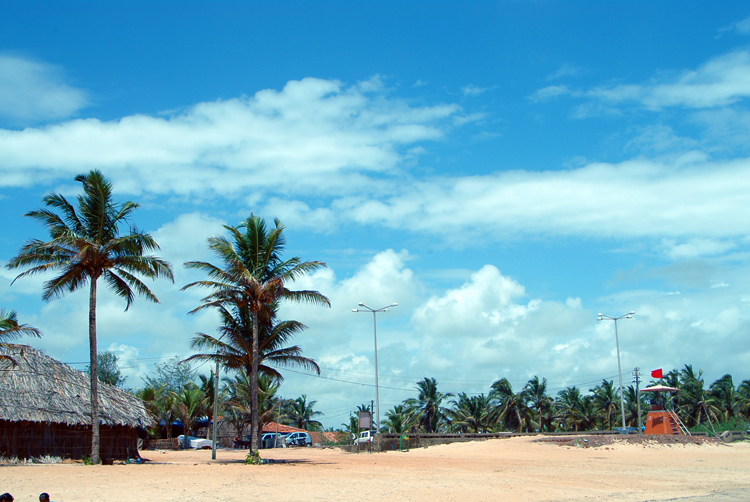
250,310,259,452
89,279,100,464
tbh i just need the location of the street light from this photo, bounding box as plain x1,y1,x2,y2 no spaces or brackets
352,302,397,435
597,311,635,431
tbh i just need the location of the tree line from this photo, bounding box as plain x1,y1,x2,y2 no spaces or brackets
364,371,750,436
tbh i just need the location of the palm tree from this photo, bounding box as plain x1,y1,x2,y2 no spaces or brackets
623,385,645,428
284,395,324,430
556,386,583,431
405,378,453,433
677,364,721,429
188,305,320,383
447,393,493,433
7,170,174,463
0,309,42,364
573,395,599,431
183,214,329,451
172,386,208,448
709,374,740,427
383,404,415,434
591,380,619,430
490,378,531,432
138,385,178,439
523,376,552,432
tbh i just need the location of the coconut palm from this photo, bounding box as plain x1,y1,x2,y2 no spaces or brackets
7,170,174,463
284,394,324,430
677,364,721,429
591,379,620,430
555,386,583,431
172,386,208,448
623,385,646,428
405,378,453,433
447,393,493,433
490,378,532,432
709,374,740,427
383,404,415,434
523,376,553,432
188,305,320,383
183,214,329,451
0,309,42,364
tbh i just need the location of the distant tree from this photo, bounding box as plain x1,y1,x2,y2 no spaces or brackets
709,374,740,427
86,351,126,388
383,404,416,434
284,394,324,431
446,393,493,433
555,386,583,432
143,356,198,394
172,386,208,448
591,380,619,430
490,378,530,433
405,378,453,433
524,376,553,432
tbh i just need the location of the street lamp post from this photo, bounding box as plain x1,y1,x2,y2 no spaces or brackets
352,302,397,436
597,311,635,431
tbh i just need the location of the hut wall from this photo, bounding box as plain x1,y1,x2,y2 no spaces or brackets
0,420,140,460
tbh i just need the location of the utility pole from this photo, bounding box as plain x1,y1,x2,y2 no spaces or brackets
634,367,642,434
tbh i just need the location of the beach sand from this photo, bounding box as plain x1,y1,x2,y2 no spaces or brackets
2,436,749,501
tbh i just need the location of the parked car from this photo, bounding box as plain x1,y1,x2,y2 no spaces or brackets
285,431,312,447
260,433,287,448
354,430,377,445
177,435,213,449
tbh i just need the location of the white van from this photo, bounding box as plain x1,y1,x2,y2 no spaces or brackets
354,430,377,445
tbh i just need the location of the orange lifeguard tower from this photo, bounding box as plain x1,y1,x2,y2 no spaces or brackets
640,385,690,435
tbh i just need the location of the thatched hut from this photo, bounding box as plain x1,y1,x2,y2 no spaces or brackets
0,345,152,460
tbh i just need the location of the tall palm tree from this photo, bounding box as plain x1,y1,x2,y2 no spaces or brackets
677,364,720,429
0,309,42,363
405,377,453,433
383,404,415,434
284,394,324,430
709,374,740,427
523,376,552,432
737,380,750,421
623,385,645,428
188,305,320,383
556,386,583,431
490,378,531,432
7,170,174,463
183,214,329,451
447,393,493,433
591,380,620,430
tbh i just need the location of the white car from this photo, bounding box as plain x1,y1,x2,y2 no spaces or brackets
177,435,213,449
354,430,377,445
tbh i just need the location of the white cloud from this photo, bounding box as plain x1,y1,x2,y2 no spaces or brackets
462,84,497,96
547,63,582,80
0,55,88,124
0,77,459,194
533,50,750,112
332,156,750,242
658,238,737,260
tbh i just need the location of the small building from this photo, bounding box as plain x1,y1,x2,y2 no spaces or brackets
0,345,152,459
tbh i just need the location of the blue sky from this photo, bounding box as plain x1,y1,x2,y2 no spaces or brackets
2,2,750,428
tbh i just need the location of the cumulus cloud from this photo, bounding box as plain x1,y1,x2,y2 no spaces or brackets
0,55,88,124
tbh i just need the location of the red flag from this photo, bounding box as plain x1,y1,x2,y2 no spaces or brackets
651,368,663,379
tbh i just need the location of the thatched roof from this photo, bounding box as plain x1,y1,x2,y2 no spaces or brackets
0,345,152,428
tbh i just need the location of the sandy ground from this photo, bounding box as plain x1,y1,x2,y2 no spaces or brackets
2,436,750,502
